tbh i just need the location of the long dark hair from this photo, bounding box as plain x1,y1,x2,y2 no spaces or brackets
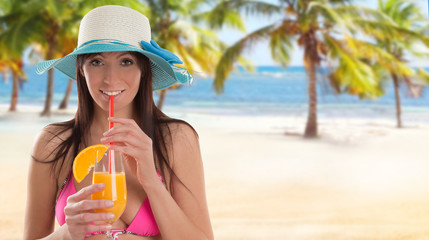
39,51,195,194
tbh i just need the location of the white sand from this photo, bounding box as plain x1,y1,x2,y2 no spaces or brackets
1,104,429,239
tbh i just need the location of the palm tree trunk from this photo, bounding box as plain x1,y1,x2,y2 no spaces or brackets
157,89,168,110
304,59,318,138
41,68,54,116
41,24,58,117
9,71,18,112
392,73,402,128
40,48,55,116
59,78,73,109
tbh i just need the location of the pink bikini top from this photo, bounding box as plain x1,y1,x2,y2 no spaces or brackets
55,171,160,237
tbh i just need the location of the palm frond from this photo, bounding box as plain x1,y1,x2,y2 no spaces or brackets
220,0,282,16
323,34,383,98
307,1,347,29
336,4,395,24
345,36,414,77
163,19,225,76
193,6,246,31
416,68,429,84
194,0,281,30
214,23,277,94
269,21,294,67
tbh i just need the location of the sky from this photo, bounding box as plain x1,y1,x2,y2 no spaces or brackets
218,0,429,67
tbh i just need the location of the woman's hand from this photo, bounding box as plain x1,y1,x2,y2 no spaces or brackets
63,183,115,240
100,117,158,186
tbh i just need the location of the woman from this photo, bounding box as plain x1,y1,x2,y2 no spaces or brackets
24,5,213,240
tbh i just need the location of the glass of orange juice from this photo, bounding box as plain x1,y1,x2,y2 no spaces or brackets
92,149,127,239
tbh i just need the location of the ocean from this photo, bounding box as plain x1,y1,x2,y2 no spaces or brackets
1,65,428,119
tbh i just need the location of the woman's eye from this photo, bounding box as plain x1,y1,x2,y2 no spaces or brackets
90,59,103,66
121,59,134,66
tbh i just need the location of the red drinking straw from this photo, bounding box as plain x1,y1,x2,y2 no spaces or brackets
109,95,114,129
109,95,114,174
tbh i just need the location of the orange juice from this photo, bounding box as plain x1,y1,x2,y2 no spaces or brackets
92,172,127,224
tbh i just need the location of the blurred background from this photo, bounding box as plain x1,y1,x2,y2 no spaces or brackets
1,0,429,239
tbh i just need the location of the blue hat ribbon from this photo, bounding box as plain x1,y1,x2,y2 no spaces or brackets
77,39,138,50
141,40,183,65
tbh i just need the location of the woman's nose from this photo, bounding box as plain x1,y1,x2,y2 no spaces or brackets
103,64,119,84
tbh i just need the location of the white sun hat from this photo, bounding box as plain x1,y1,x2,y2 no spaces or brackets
35,5,192,91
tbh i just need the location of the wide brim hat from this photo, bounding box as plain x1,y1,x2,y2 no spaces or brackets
35,5,192,91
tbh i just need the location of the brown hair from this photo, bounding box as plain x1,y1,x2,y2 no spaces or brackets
39,51,194,194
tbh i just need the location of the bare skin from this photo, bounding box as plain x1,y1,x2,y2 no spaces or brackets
24,52,213,240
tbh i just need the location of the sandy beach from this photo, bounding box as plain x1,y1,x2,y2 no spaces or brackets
1,104,429,239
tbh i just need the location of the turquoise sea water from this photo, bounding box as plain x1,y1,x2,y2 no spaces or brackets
1,65,428,118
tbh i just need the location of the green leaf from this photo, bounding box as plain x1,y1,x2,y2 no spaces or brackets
214,23,278,94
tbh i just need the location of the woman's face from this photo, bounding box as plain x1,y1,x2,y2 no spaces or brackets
82,51,141,114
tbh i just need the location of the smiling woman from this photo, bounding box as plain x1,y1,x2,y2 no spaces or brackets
81,52,143,115
24,5,213,240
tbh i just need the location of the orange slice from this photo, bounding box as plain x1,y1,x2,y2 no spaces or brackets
72,144,108,183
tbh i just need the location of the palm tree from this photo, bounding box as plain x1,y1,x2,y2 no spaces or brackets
156,84,181,110
135,0,238,110
9,60,26,111
0,0,77,116
57,32,78,110
2,0,227,113
0,1,28,112
372,0,429,128
30,37,76,110
58,78,73,109
0,0,141,116
212,0,422,138
0,58,27,112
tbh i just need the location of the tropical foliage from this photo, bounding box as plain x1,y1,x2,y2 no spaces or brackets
324,0,429,127
213,0,429,137
135,0,233,109
1,0,428,133
372,0,429,128
0,58,26,112
0,1,27,112
0,0,143,116
0,0,230,112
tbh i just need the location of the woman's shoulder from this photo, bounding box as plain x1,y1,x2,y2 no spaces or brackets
164,120,201,166
32,122,73,163
165,120,198,142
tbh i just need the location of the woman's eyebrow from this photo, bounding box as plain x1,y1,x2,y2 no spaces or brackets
88,53,103,59
116,52,133,59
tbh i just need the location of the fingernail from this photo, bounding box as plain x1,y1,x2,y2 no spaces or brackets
105,225,112,230
107,213,115,219
100,137,107,142
98,183,105,189
106,201,114,207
